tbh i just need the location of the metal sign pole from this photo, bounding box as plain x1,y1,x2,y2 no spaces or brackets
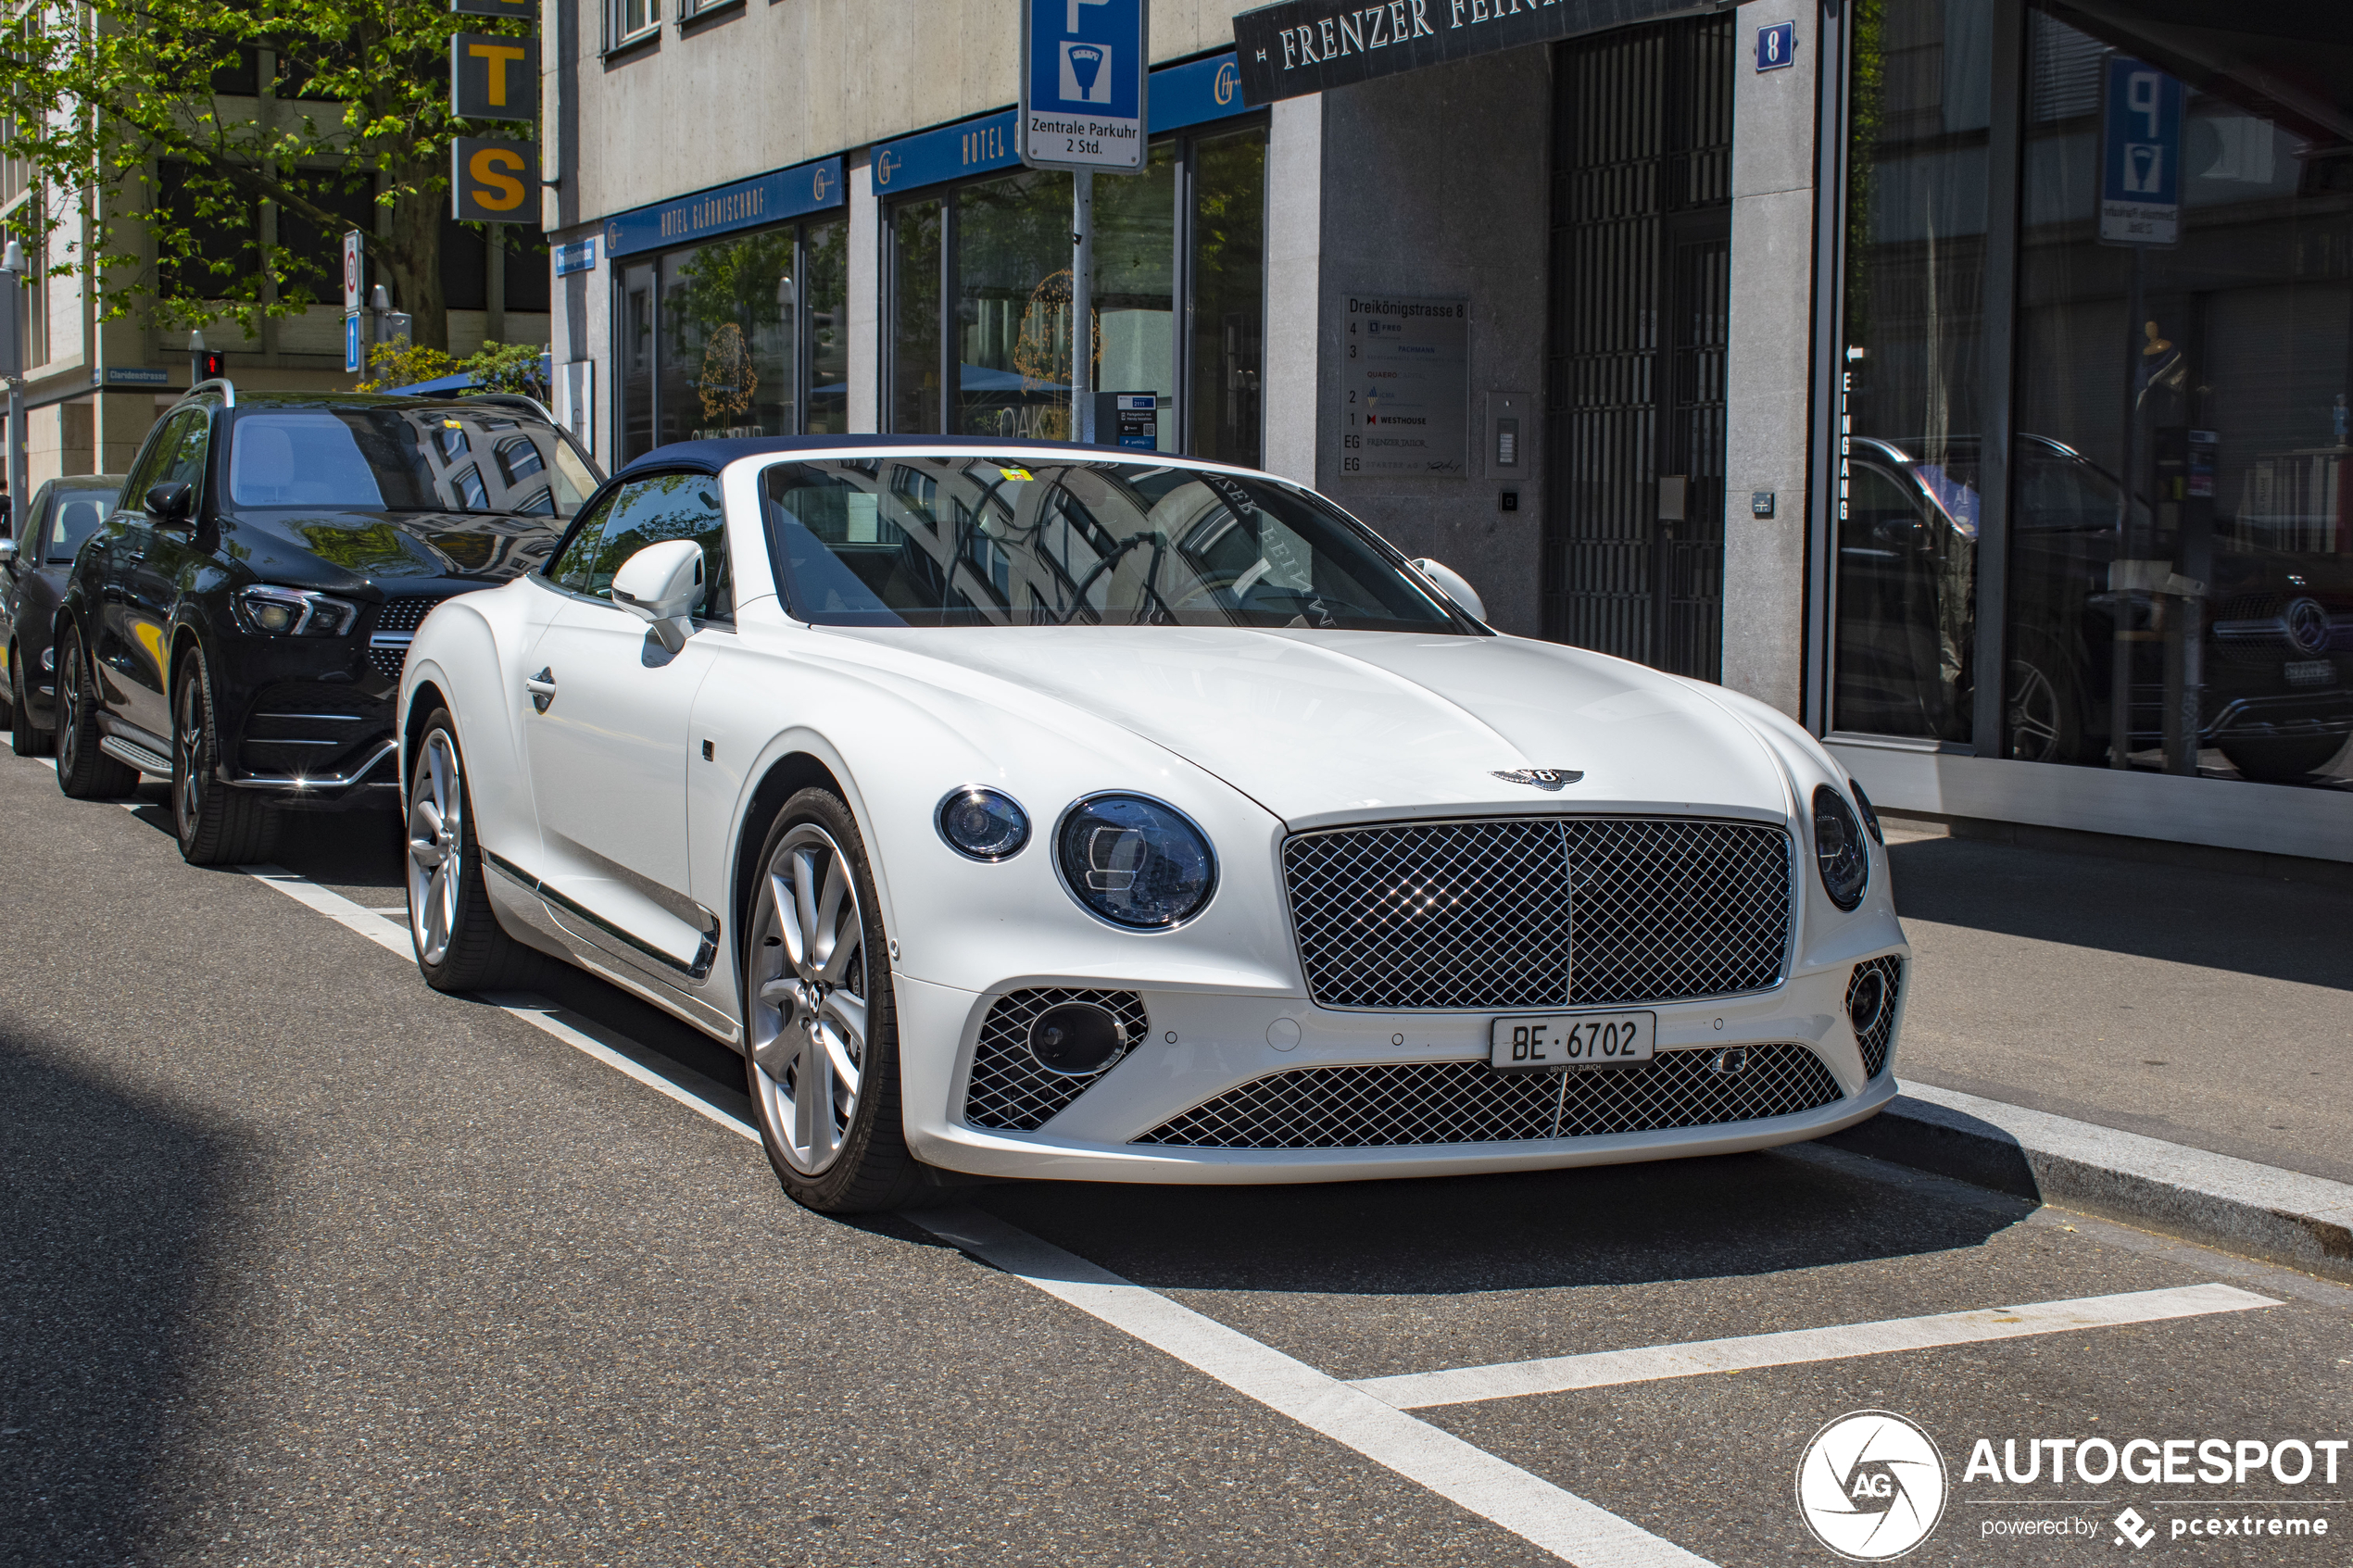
1073,170,1093,445
0,242,24,530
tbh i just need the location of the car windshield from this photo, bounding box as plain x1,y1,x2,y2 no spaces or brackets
227,406,598,517
45,486,121,563
761,457,1470,633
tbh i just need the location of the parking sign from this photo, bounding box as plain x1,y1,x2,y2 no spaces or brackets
2099,55,2181,246
1020,0,1147,173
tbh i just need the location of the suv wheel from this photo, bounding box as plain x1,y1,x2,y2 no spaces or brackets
54,623,140,798
8,645,51,757
172,651,276,865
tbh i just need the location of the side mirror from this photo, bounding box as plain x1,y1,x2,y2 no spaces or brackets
0,538,16,570
1411,557,1488,624
145,481,195,528
610,538,705,653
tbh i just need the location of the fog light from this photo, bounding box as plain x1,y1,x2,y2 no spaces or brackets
1708,1047,1750,1075
1027,1001,1127,1076
1848,968,1888,1035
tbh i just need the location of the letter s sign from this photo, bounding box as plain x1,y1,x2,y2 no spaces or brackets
452,137,537,221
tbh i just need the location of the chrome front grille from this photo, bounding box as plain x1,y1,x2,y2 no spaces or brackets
963,987,1150,1132
1846,956,1904,1079
1133,1044,1844,1148
1284,816,1792,1010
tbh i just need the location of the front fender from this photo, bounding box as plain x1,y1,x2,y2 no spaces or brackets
399,585,538,872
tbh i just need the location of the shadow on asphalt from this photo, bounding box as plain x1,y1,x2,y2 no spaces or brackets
1888,835,2353,991
965,1145,2032,1297
0,1029,233,1563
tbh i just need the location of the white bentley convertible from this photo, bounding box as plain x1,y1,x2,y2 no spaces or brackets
397,438,1908,1211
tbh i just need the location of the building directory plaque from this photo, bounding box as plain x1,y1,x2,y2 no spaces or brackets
1340,295,1467,477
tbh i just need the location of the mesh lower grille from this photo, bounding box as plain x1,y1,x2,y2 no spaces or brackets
376,597,440,634
1135,1044,1844,1149
368,645,409,684
963,988,1150,1132
1846,956,1904,1079
1284,817,1792,1010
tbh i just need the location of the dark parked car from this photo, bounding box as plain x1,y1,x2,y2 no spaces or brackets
1837,433,2353,783
52,384,600,862
3,474,128,756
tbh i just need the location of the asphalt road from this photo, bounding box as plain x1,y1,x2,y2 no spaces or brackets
5,743,2349,1566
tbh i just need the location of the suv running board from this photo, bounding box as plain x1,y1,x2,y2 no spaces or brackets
98,734,173,776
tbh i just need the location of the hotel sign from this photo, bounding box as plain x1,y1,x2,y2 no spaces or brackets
1233,0,1719,105
603,157,846,258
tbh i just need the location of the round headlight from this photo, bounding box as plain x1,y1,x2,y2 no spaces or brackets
1812,784,1869,911
1054,794,1216,930
936,786,1030,860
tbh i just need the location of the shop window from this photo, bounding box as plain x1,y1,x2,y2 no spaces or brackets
2007,3,2353,788
887,122,1265,459
1831,0,1993,745
616,219,849,465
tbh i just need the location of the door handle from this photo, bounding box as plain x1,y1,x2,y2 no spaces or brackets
525,667,556,714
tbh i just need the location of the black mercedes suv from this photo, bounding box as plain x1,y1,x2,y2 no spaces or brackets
52,383,600,862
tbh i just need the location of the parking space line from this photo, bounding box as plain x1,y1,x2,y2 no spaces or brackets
239,862,415,958
909,1205,1717,1568
1350,1283,2277,1411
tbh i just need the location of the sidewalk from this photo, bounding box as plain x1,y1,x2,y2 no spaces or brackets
1876,818,2353,1188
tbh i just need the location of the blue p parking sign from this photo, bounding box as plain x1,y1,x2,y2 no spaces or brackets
1021,0,1147,173
2099,55,2182,246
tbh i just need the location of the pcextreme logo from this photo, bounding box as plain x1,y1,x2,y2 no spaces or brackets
1797,1411,1950,1561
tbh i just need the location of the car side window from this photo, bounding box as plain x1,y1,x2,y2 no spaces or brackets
561,474,732,621
123,408,208,514
545,490,621,596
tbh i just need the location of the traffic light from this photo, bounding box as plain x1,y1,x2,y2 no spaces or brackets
192,346,226,383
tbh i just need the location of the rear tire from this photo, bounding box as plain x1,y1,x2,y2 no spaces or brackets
406,709,538,992
742,789,928,1214
8,645,50,757
2220,734,2347,784
172,651,277,865
54,623,139,798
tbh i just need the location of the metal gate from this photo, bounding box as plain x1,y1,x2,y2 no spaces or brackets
1542,16,1732,681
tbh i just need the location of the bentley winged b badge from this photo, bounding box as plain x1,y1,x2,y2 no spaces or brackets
1492,768,1585,791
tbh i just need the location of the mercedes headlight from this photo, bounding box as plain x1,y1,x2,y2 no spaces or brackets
1812,784,1869,911
1054,794,1216,930
233,584,359,637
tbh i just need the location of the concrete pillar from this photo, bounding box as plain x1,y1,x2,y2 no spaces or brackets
846,149,880,434
1720,10,1820,717
1261,94,1322,488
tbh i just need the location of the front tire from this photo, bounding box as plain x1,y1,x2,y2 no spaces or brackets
2220,734,2347,784
743,789,926,1213
406,710,538,992
54,623,139,798
172,651,277,865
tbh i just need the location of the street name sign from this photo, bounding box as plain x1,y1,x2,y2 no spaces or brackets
1021,0,1148,173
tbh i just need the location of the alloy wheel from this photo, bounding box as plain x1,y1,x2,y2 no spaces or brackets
58,633,83,773
406,729,464,968
174,667,208,835
2006,659,2060,763
747,823,870,1175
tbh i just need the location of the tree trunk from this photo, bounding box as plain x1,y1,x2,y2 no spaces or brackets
379,162,447,352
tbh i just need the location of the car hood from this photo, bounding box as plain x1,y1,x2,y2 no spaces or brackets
221,508,560,590
821,625,1795,826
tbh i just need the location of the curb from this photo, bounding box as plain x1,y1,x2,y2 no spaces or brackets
1825,1083,2353,1284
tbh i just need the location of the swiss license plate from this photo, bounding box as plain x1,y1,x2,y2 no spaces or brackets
1490,1010,1656,1071
2284,659,2335,687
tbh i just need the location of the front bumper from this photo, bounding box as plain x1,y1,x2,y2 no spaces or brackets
895,958,1906,1185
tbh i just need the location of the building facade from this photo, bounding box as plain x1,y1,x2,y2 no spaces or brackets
541,0,2353,863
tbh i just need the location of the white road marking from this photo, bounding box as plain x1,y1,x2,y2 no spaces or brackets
910,1205,1716,1568
1350,1283,2278,1410
239,862,415,958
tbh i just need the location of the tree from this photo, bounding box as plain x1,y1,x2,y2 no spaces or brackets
0,0,534,351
